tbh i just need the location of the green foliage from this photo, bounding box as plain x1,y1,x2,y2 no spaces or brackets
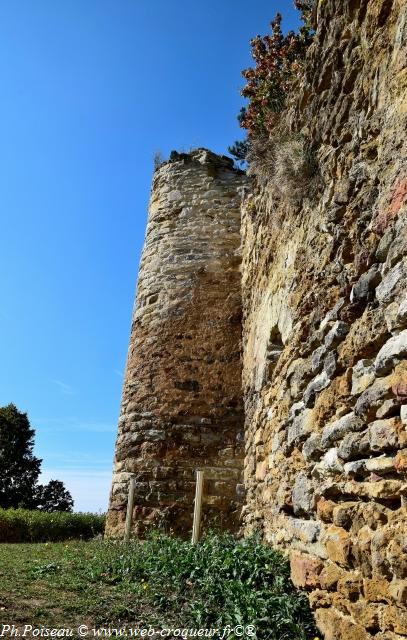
82,532,317,639
0,404,73,511
36,479,74,512
0,507,105,542
0,403,42,509
228,138,251,165
239,1,314,137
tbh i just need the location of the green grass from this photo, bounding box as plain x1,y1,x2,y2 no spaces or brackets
0,533,318,639
0,508,105,542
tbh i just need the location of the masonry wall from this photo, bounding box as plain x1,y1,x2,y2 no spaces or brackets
106,149,248,537
241,0,407,638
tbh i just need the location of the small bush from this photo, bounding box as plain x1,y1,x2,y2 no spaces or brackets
247,132,319,202
0,507,105,542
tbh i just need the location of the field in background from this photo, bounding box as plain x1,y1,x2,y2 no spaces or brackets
0,508,105,542
0,533,317,639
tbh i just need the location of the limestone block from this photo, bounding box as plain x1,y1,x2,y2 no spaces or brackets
355,378,394,420
375,331,407,375
351,359,376,396
344,460,367,478
324,320,350,348
287,408,314,447
368,418,407,452
389,579,407,605
321,525,352,566
303,434,322,461
292,472,315,516
339,431,370,461
376,399,402,419
311,344,328,373
319,297,345,332
350,264,381,303
313,447,344,479
321,412,365,449
290,551,324,589
376,260,406,304
385,295,407,333
304,371,331,407
365,455,395,474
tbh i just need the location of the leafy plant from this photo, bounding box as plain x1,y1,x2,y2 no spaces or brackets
83,532,317,639
239,2,314,138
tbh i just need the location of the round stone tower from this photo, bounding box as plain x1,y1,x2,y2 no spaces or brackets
106,149,249,537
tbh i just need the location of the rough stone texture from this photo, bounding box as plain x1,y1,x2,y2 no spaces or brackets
106,149,249,536
105,0,407,636
241,1,407,638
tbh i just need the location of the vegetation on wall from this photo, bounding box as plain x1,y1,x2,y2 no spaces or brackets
229,1,318,199
239,1,313,139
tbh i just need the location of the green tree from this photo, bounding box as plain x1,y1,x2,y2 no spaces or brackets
36,479,74,512
0,404,73,511
0,404,42,509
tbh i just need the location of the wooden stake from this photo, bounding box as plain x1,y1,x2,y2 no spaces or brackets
191,470,204,544
124,478,135,542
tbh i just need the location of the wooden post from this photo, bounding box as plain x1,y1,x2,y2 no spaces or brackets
191,470,204,544
124,478,135,542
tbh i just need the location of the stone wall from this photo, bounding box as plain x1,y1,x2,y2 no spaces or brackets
106,149,249,537
241,0,407,638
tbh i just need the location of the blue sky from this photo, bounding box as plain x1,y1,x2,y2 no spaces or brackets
0,1,300,512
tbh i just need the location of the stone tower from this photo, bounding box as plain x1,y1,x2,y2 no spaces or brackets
106,149,249,537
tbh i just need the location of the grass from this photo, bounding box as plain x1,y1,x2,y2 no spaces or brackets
0,533,317,639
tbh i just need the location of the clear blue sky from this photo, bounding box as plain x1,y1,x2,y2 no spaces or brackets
0,1,300,512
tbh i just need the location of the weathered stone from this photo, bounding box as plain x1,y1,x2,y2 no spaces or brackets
290,552,324,589
302,434,322,461
321,412,365,449
375,331,407,375
365,455,395,474
324,320,350,348
376,399,402,419
376,261,406,304
350,264,381,304
286,517,321,543
385,295,407,332
304,371,331,407
339,431,370,461
343,460,367,478
332,502,359,529
376,230,395,262
320,298,345,332
368,418,407,452
321,525,352,566
292,472,315,516
107,150,248,537
315,607,370,640
287,408,314,446
389,579,407,605
351,359,376,396
311,344,328,373
394,449,407,473
313,447,343,479
363,577,391,603
355,378,393,421
323,351,337,378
